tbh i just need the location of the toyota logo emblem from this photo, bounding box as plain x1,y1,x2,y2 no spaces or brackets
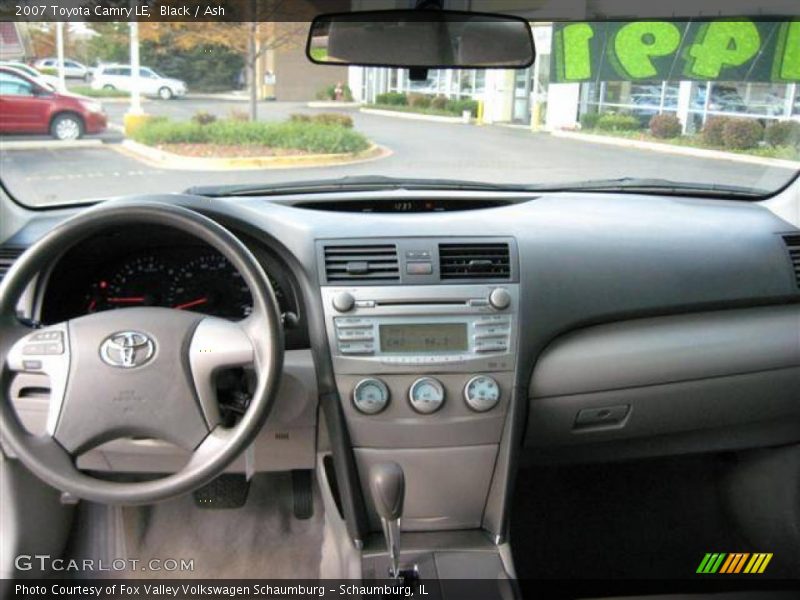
100,331,156,368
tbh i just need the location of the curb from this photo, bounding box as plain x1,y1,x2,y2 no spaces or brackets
307,101,361,109
94,97,141,104
360,107,470,124
551,130,800,169
115,139,391,171
0,138,104,150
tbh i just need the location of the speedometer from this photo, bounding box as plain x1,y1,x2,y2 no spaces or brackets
168,253,257,319
85,255,169,313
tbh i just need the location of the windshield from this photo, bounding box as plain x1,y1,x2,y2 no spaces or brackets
1,16,798,207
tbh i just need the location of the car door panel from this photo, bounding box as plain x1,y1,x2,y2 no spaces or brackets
0,74,50,133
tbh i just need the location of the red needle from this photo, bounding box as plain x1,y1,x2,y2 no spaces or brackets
107,296,146,303
173,297,208,310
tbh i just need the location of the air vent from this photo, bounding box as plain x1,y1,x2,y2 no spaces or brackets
783,234,800,288
439,243,510,280
0,246,24,284
324,244,399,282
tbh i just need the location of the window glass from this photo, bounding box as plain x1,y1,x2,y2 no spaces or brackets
0,72,33,96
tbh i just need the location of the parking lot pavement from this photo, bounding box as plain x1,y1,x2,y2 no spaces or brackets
2,98,795,207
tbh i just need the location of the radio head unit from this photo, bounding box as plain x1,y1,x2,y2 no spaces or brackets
321,284,518,375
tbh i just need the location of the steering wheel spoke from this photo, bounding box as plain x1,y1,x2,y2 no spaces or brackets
6,322,71,435
189,316,256,427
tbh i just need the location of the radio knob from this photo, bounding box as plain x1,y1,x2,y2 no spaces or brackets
332,292,356,312
489,288,511,310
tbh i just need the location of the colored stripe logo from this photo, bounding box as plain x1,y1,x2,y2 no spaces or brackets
697,552,773,574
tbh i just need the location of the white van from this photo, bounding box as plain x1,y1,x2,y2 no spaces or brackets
91,65,186,100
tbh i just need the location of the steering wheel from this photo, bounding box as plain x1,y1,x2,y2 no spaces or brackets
0,202,283,504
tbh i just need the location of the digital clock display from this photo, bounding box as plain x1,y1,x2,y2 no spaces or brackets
379,323,468,353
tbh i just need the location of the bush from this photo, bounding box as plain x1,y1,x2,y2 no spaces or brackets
191,111,217,126
445,98,479,116
722,119,763,150
289,113,312,123
430,95,448,110
649,114,682,139
580,112,601,130
595,113,641,132
140,43,243,93
407,93,432,109
765,120,800,148
701,117,731,147
375,92,407,106
130,118,370,154
312,113,353,128
316,83,353,102
228,109,249,122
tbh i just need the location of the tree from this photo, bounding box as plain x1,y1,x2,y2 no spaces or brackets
86,22,130,65
139,0,307,120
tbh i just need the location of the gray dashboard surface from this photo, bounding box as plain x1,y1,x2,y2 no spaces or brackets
3,190,800,431
529,305,800,398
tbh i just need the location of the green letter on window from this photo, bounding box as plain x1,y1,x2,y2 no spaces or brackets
774,21,800,81
558,23,594,81
686,21,760,79
612,22,681,79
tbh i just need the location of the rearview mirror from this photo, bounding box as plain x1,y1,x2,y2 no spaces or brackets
307,10,535,69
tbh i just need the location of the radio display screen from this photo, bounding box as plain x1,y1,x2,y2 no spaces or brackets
379,323,468,353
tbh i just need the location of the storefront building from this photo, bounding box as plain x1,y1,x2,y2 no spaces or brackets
349,21,800,131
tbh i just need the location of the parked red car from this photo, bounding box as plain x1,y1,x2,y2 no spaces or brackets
0,66,107,140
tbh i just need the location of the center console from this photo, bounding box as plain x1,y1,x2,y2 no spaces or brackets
319,237,519,536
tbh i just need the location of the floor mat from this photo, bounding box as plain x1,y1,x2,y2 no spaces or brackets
65,472,325,579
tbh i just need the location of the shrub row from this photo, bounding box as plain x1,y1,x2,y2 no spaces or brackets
289,113,354,128
700,117,798,151
373,92,479,116
131,117,369,154
582,110,800,152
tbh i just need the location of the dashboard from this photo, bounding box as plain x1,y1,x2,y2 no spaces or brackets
1,187,798,548
38,224,309,349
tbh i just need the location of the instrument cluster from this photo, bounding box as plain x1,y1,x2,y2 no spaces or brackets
39,225,307,348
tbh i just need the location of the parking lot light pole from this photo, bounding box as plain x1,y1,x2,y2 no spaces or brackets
128,21,143,116
55,22,66,92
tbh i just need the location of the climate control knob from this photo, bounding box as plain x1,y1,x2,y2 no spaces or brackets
332,292,356,312
408,377,445,414
353,378,390,415
489,288,511,310
464,375,501,412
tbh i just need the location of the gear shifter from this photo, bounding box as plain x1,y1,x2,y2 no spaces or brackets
369,462,405,579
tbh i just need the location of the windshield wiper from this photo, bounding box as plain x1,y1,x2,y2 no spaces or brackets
186,175,772,200
186,176,532,197
529,177,770,199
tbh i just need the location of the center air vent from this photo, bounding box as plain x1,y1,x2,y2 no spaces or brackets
324,244,399,282
783,234,800,288
0,246,24,284
439,242,510,280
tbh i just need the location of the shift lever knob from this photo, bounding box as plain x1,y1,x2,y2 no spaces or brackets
369,462,405,578
369,462,405,521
